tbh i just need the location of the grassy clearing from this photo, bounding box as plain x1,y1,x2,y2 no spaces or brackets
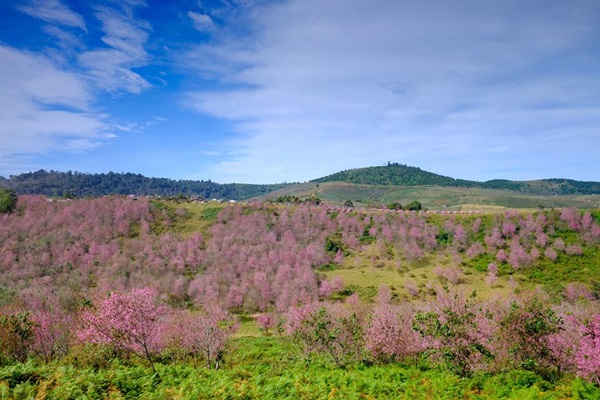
321,248,517,302
151,200,227,237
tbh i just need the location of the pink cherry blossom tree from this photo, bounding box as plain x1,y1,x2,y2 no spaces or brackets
576,314,600,385
78,287,166,373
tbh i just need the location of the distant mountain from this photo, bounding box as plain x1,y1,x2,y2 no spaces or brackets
0,170,291,200
311,163,600,195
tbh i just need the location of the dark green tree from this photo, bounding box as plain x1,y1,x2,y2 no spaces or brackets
343,200,354,208
405,200,422,211
0,188,18,214
387,202,403,210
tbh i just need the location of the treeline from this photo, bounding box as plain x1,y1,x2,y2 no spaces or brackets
312,163,600,195
0,170,291,200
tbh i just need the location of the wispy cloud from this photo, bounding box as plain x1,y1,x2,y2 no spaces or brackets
183,0,600,183
0,46,113,175
188,11,216,32
78,4,151,94
18,0,86,30
42,25,85,54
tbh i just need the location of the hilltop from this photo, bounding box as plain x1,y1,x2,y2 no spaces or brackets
312,163,476,187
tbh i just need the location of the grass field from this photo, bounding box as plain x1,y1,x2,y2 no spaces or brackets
257,182,600,210
319,244,517,303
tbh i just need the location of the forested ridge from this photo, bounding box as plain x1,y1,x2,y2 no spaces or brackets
0,170,291,200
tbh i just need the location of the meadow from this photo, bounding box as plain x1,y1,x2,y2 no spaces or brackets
1,196,600,398
258,182,600,210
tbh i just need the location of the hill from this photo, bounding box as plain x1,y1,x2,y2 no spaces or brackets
312,163,600,195
0,170,291,200
312,162,477,187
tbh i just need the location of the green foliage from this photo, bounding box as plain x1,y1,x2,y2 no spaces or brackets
412,293,493,377
0,312,33,365
436,229,452,245
498,299,562,375
4,170,293,200
343,199,354,208
0,286,15,309
270,194,302,204
291,307,363,367
405,200,422,211
324,232,346,256
0,336,597,399
387,201,403,210
312,163,477,187
0,188,17,214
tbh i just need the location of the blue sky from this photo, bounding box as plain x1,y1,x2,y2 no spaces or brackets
1,0,599,184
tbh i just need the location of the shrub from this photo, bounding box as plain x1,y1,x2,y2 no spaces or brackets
0,311,33,364
412,289,493,376
496,298,562,375
285,303,364,367
366,303,422,363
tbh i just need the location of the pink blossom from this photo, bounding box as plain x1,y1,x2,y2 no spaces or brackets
576,314,600,384
78,287,166,372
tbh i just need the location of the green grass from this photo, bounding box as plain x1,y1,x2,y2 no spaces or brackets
150,200,227,236
256,182,600,210
320,242,518,302
1,337,598,399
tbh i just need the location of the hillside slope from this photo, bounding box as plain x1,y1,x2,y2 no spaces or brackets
260,182,600,210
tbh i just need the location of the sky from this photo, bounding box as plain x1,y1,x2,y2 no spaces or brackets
1,0,599,184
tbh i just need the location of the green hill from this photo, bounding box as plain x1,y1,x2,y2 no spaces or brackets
311,163,600,195
312,162,476,187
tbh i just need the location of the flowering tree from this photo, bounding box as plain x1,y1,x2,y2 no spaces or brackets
413,289,493,376
576,314,600,385
163,306,238,369
78,287,166,373
366,298,422,363
31,308,73,363
256,313,276,335
285,302,365,367
496,298,562,374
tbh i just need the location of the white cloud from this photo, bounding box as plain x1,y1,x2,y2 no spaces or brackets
0,46,113,175
42,25,85,53
183,0,600,183
18,0,86,30
78,5,150,94
188,11,216,32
